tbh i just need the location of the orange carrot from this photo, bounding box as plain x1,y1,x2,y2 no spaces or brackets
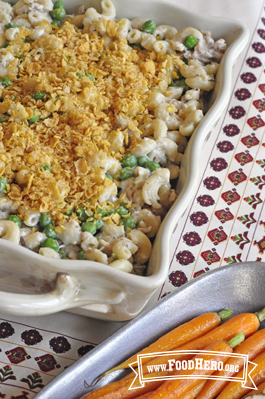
179,380,206,399
143,336,240,399
216,350,265,399
196,329,265,399
125,310,262,380
82,354,195,399
242,380,265,397
103,310,232,376
133,393,157,399
81,373,163,399
85,309,265,399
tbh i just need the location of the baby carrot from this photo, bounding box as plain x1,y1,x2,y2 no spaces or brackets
144,334,244,399
216,350,265,399
242,380,265,397
128,309,262,379
103,310,232,375
133,392,158,399
81,373,164,399
81,354,194,399
179,380,206,399
196,329,265,399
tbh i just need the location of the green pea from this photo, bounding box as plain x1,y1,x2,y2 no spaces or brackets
39,213,52,227
53,0,65,9
92,217,103,230
78,250,86,260
137,155,149,167
3,42,9,48
28,112,40,124
120,167,134,180
105,208,115,216
33,91,48,101
0,177,7,193
51,7,66,20
51,20,60,27
76,207,87,221
146,161,161,172
44,224,57,238
63,209,72,216
58,250,67,259
7,214,21,227
81,221,97,235
0,77,11,88
96,209,106,217
41,238,59,251
183,35,198,49
123,216,136,230
42,164,51,172
0,116,7,123
116,206,128,216
141,20,156,34
6,23,19,29
121,154,137,168
106,174,113,181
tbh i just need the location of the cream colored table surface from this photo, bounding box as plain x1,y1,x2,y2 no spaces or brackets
0,1,264,397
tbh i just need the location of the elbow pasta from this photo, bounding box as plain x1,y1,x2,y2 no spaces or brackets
0,0,226,275
0,220,20,244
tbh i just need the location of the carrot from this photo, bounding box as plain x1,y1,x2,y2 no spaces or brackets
133,393,157,399
242,380,265,397
216,350,265,399
81,354,195,399
102,310,232,376
85,308,265,399
196,329,265,399
135,382,204,399
143,334,244,399
179,380,206,399
81,373,164,399
125,309,263,379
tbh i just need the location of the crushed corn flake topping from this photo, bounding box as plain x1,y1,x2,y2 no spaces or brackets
0,20,181,225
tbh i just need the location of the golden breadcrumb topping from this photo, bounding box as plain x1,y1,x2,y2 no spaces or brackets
0,20,183,225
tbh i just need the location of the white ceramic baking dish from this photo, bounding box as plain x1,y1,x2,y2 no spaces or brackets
0,0,248,321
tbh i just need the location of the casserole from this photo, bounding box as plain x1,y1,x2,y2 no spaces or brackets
0,0,248,321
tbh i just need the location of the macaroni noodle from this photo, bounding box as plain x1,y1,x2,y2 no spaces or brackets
0,0,226,274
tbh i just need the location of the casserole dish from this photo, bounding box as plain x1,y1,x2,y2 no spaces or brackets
33,261,265,399
0,0,249,321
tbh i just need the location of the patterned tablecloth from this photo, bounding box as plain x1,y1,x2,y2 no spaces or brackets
159,2,265,297
0,1,264,398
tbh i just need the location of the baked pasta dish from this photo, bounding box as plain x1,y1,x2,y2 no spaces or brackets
0,0,226,274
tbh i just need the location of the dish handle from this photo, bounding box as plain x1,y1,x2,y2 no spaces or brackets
0,274,126,316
